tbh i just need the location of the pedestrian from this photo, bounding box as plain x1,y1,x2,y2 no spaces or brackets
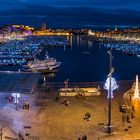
127,116,130,123
82,135,87,140
18,131,24,140
131,112,134,118
9,96,13,103
84,113,91,121
130,95,132,101
19,132,22,139
132,105,135,112
23,101,29,109
26,101,29,109
64,99,70,106
23,103,25,109
78,137,81,140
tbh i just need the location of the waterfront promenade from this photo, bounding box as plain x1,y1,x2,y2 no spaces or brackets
0,80,139,139
0,71,40,94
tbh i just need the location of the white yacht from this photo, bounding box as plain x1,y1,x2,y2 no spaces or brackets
23,52,61,73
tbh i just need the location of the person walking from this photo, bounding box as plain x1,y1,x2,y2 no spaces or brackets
82,135,87,140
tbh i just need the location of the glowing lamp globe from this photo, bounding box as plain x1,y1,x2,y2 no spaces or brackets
12,93,21,104
104,77,119,98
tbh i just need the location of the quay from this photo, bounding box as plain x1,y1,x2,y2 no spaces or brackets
33,31,72,36
0,78,138,140
0,71,40,94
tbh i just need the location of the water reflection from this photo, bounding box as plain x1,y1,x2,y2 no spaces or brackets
88,40,93,48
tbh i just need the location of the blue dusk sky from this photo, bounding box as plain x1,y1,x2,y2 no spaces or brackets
0,0,140,27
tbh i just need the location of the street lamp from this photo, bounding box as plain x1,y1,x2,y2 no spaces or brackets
64,79,69,89
104,50,118,134
12,93,21,110
104,75,118,98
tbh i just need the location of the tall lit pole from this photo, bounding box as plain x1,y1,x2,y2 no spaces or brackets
104,49,118,134
12,93,20,110
108,49,112,134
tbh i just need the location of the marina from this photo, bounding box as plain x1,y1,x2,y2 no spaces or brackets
0,24,140,82
0,35,68,66
0,34,140,82
88,28,140,57
104,42,140,57
1,0,140,139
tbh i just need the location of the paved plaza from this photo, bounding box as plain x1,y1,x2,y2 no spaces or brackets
0,80,139,140
0,71,40,94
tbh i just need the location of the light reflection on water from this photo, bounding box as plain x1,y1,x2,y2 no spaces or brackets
47,35,140,82
0,35,140,82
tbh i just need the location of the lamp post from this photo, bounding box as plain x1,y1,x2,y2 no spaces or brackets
12,93,21,110
104,49,118,134
64,79,69,89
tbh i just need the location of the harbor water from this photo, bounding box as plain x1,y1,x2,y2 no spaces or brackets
46,35,140,82
0,35,140,82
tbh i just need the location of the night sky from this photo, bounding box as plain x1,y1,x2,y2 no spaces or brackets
0,0,140,27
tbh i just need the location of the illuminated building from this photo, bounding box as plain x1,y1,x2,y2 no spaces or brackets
41,23,46,31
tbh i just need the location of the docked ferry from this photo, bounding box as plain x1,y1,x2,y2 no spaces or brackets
22,53,61,73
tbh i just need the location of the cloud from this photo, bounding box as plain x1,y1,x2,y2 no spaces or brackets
0,0,26,10
0,0,140,26
1,4,138,25
19,0,28,2
16,0,140,10
1,0,140,9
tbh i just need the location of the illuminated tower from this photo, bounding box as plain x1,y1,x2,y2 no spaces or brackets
133,75,140,99
41,23,46,31
115,27,118,31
